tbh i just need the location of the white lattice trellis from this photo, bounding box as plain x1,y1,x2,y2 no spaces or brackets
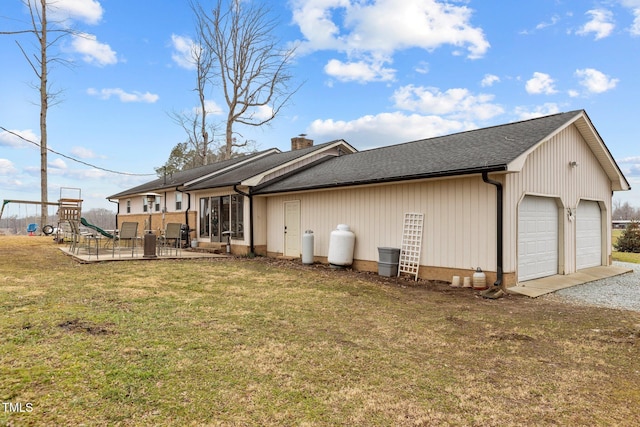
398,213,424,281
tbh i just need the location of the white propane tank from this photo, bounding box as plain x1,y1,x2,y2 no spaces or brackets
302,230,314,265
327,224,355,267
472,267,487,290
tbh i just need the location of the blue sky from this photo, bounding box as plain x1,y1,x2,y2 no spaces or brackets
1,0,639,212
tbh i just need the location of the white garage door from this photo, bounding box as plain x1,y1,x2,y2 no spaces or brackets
518,196,558,281
576,201,602,269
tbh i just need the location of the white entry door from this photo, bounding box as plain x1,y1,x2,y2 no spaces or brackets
518,196,559,281
576,201,602,269
284,200,300,257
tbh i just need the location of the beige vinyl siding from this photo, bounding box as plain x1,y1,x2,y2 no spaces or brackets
265,175,498,272
252,196,267,249
258,148,344,185
504,124,612,276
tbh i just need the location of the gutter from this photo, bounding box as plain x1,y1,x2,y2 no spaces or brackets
482,171,504,290
233,184,254,255
108,199,120,229
175,186,191,238
254,165,507,195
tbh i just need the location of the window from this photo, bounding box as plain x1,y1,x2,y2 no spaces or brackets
142,196,148,212
231,195,244,239
154,196,161,212
176,192,182,211
126,200,131,214
199,195,244,240
199,197,210,237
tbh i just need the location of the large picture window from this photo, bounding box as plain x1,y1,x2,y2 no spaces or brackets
199,195,244,241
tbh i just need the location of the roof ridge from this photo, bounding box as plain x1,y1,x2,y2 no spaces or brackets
357,110,584,154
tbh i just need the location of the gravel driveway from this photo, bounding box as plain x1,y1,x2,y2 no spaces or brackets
545,262,640,312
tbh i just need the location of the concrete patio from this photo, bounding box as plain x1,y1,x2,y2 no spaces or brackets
58,239,228,263
507,265,634,298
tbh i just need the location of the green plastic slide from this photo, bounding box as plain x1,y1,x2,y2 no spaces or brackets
80,217,114,239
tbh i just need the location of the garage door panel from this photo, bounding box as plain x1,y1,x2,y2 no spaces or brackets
518,196,558,282
576,201,602,269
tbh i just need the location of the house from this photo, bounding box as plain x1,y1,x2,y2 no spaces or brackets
108,110,630,286
107,138,357,254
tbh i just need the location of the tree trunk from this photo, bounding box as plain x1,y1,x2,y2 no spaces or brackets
39,0,48,230
225,117,233,160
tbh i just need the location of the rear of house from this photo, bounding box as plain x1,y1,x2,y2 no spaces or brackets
107,110,629,286
255,110,629,286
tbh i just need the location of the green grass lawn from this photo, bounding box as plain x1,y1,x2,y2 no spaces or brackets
1,236,640,426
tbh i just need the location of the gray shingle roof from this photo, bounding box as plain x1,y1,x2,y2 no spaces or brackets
107,150,272,199
185,140,345,190
107,140,349,199
254,110,584,194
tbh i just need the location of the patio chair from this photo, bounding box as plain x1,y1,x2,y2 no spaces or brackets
113,222,139,258
67,220,81,254
66,220,95,257
158,223,182,256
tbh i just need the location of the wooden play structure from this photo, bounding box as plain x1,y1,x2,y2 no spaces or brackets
0,187,83,242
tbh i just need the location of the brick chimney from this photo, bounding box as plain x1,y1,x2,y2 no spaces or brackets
291,134,313,151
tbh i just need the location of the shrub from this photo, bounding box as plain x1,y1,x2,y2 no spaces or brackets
614,220,640,253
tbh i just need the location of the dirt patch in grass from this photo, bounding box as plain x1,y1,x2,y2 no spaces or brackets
57,319,114,335
1,236,640,426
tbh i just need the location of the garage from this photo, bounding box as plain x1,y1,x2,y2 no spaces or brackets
518,196,559,281
576,200,602,269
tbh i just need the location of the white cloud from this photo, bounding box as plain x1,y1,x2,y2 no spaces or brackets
0,159,18,175
629,8,640,35
392,85,503,120
170,34,198,70
71,33,118,66
514,103,561,120
525,72,557,95
70,147,98,159
619,1,640,9
575,68,619,93
68,169,110,180
576,9,615,40
48,0,103,25
194,100,224,116
49,158,67,170
414,61,429,74
253,105,275,121
481,74,500,87
87,88,159,103
324,58,396,82
617,1,640,35
291,0,489,83
0,129,39,148
535,15,560,31
308,111,473,149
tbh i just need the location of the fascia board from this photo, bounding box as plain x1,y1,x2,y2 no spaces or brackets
184,149,280,187
240,141,357,187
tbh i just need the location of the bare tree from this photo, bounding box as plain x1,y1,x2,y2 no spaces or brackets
1,0,74,229
192,0,300,159
613,200,639,220
168,25,221,167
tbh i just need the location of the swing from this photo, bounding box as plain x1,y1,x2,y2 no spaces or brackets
26,203,39,235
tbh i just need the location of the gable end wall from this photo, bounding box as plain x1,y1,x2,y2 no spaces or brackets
503,124,612,276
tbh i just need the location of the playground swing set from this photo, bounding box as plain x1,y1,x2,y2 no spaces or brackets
0,187,112,244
